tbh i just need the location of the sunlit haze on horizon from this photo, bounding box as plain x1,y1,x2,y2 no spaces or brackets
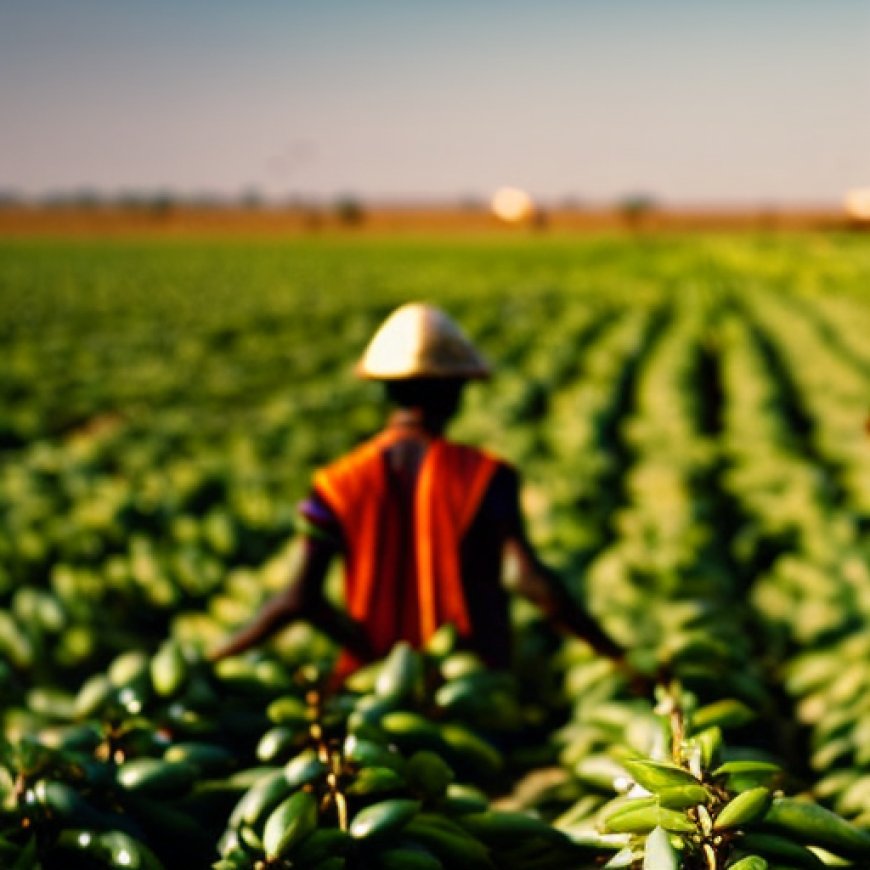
1,0,868,207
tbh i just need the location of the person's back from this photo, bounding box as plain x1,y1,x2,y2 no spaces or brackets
209,303,624,675
307,418,520,674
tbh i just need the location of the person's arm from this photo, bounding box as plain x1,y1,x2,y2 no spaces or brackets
495,466,624,661
504,533,625,661
208,534,373,663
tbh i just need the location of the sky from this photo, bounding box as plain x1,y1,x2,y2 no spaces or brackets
1,1,869,207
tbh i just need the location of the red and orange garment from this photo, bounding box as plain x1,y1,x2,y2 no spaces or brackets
313,428,500,675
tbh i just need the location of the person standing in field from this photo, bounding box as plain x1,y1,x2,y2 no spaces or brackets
209,303,624,676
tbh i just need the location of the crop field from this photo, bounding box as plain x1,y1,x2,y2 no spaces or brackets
2,232,870,868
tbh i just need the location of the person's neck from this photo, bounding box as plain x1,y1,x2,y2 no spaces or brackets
386,407,446,436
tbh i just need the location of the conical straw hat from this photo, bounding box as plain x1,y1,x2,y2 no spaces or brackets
356,303,491,380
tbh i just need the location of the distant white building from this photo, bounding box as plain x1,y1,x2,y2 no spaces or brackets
844,188,870,222
491,187,536,224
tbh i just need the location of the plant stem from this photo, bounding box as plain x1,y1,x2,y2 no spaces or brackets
703,842,717,869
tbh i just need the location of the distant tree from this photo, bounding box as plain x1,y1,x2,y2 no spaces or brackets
531,208,550,232
70,188,103,209
148,191,176,217
459,195,485,212
0,190,24,207
618,193,658,229
334,194,366,227
239,188,264,209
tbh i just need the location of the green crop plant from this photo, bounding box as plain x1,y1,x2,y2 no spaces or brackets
553,679,870,868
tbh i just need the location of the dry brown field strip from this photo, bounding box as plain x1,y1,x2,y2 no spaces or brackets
0,204,849,238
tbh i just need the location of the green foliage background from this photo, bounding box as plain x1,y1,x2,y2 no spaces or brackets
2,232,870,868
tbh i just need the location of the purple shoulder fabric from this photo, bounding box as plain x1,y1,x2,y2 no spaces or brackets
299,491,337,524
297,490,343,545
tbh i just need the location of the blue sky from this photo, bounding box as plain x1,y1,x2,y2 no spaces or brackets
1,1,868,205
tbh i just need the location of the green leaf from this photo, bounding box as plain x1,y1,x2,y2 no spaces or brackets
726,857,768,870
692,726,723,769
657,783,711,809
763,797,870,857
644,825,679,869
691,699,755,731
262,790,319,859
713,760,782,791
713,787,771,830
622,758,700,794
605,801,695,835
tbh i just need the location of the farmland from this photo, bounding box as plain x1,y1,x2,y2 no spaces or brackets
2,232,870,868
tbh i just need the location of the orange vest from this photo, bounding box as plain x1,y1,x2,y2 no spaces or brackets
313,428,500,673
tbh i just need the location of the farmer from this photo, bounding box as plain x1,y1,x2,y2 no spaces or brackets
209,303,624,675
